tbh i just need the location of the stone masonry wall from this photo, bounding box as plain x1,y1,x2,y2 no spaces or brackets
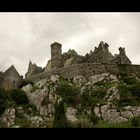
25,63,140,83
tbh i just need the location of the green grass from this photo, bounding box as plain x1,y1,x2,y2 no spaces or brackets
14,118,32,128
95,120,134,128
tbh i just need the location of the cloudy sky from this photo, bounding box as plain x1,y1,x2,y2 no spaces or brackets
0,12,140,76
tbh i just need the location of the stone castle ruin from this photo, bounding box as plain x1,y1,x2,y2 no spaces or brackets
1,40,140,90
24,41,140,83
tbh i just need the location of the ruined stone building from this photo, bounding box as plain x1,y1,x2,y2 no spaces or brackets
25,41,136,83
0,41,139,90
0,65,23,90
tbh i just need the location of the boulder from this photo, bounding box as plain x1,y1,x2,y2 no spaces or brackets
105,87,120,101
121,111,134,119
66,107,79,124
0,108,15,127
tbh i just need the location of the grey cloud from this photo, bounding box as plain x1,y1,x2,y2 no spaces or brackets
0,12,140,76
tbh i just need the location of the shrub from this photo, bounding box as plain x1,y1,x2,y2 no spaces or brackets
19,80,34,88
128,83,140,98
9,89,29,105
30,85,39,92
0,89,15,116
53,100,68,128
14,118,32,128
90,113,99,125
56,80,80,105
82,86,106,107
117,83,140,107
131,117,140,127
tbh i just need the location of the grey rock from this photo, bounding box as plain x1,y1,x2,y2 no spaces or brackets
1,108,15,128
94,106,101,117
121,111,134,119
66,107,79,124
73,75,87,86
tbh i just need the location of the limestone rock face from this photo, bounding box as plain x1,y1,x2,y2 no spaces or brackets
100,104,128,123
22,78,60,116
121,111,134,119
0,108,15,128
89,73,118,84
50,75,59,83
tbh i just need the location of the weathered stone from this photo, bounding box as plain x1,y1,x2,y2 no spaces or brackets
89,73,109,84
105,87,120,101
22,84,32,93
73,75,87,86
45,60,51,72
121,111,134,119
64,57,77,67
50,75,59,83
100,104,128,123
0,108,15,128
94,107,101,117
66,107,79,124
130,106,140,117
35,79,47,88
0,65,23,90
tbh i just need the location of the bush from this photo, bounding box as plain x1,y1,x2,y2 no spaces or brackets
19,80,34,88
9,89,29,105
117,83,140,107
131,117,140,127
90,113,99,125
128,83,140,98
30,85,39,92
53,100,68,128
82,86,106,107
56,80,80,105
0,89,15,116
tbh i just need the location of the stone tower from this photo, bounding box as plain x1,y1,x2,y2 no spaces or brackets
51,42,62,70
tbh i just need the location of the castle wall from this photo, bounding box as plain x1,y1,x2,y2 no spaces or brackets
26,63,140,83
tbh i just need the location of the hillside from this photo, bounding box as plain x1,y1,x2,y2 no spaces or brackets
1,72,140,128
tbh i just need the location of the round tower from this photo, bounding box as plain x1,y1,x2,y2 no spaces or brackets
51,42,62,70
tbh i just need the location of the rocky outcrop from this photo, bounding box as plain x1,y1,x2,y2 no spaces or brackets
89,73,118,84
0,108,15,128
73,75,87,87
66,107,79,124
22,77,60,117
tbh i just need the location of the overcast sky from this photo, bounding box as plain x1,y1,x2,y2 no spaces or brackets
0,12,140,76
